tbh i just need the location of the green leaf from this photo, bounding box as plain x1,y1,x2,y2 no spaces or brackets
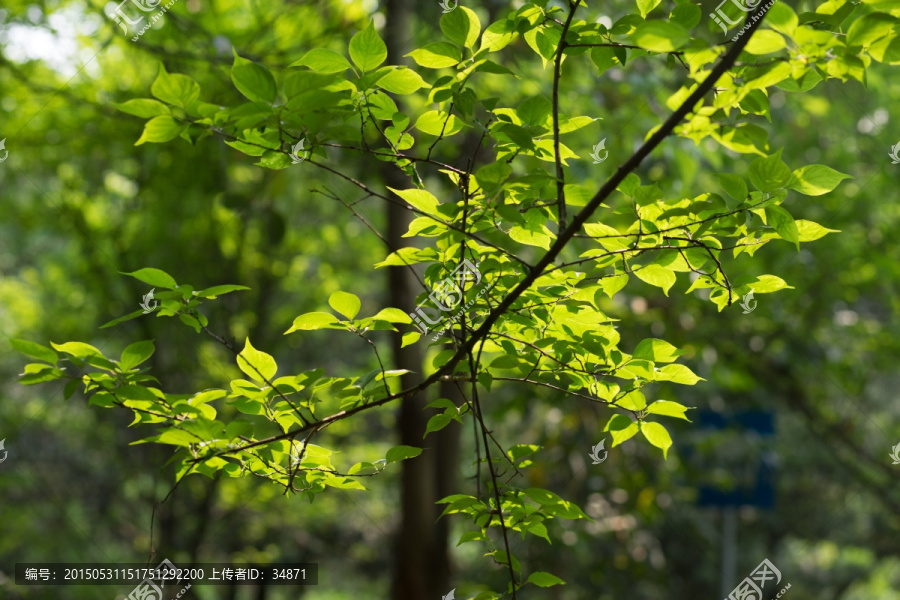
637,0,662,18
591,47,619,74
634,264,677,296
285,312,342,333
388,187,441,215
645,400,692,421
640,422,673,458
10,339,58,364
744,61,792,90
476,161,512,195
120,340,155,371
415,110,467,137
748,151,791,192
670,3,702,28
100,310,146,329
795,219,840,242
605,414,639,446
349,21,388,73
122,268,177,289
371,307,413,323
480,18,518,52
747,274,793,293
195,284,250,298
377,67,429,95
329,290,361,320
847,13,897,47
386,445,423,463
744,30,786,55
656,363,703,385
406,43,462,68
441,6,481,48
289,48,352,73
425,413,454,437
632,21,690,52
113,99,170,118
238,338,277,383
633,338,684,363
714,173,748,204
135,116,184,146
151,65,200,109
232,50,277,104
50,341,103,358
527,571,566,588
787,164,851,196
765,205,800,249
599,273,629,299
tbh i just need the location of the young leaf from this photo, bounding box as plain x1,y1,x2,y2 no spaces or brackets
441,6,481,48
122,268,177,289
135,116,185,146
787,165,851,196
765,205,800,249
388,187,441,215
633,338,684,363
406,43,462,68
656,364,703,385
605,414,640,446
386,445,423,463
645,400,692,421
349,21,388,73
238,338,277,383
632,21,690,53
232,51,278,104
795,220,840,242
377,68,430,95
527,571,566,587
51,341,103,358
480,19,518,52
329,291,362,320
195,284,251,298
714,173,748,204
151,65,200,109
113,99,170,118
10,339,58,364
640,422,673,458
285,312,342,333
634,264,677,296
289,48,352,73
637,0,662,18
120,340,155,371
748,151,792,193
370,308,413,323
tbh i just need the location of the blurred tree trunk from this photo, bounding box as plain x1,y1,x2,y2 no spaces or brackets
382,1,457,598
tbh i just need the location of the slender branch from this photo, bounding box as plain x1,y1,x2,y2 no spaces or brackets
552,0,583,231
185,3,770,465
